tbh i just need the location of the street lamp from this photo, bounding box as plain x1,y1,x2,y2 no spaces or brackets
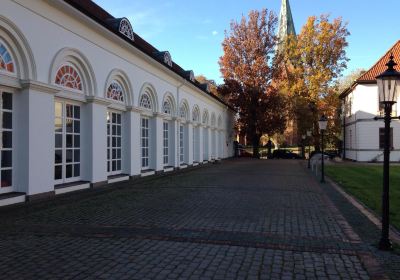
301,134,306,159
307,130,312,169
318,115,328,183
375,54,400,251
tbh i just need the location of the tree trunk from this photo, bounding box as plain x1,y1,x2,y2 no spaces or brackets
252,134,261,159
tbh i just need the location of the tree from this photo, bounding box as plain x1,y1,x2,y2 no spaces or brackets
337,68,366,93
282,15,350,150
218,9,288,158
195,75,221,98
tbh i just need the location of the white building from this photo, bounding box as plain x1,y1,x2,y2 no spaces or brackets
0,0,236,206
341,40,400,162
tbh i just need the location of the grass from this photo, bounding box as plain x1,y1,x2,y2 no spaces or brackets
326,165,400,230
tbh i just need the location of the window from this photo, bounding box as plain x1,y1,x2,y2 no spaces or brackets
180,104,188,120
107,111,122,175
203,129,208,160
119,18,134,41
0,92,13,190
107,81,124,102
140,93,152,110
193,127,199,162
180,124,184,163
211,115,216,127
54,102,81,183
163,100,172,115
0,43,14,73
202,111,208,125
141,118,149,168
379,128,393,149
163,121,169,165
212,130,216,158
163,52,172,67
55,65,82,91
192,107,200,122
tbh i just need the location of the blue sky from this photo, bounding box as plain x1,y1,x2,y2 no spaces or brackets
94,0,400,84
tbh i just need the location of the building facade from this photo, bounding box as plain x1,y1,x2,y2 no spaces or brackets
0,0,235,205
341,41,400,162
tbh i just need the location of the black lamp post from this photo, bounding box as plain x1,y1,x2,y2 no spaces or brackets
318,115,328,183
375,54,400,251
301,134,306,159
307,130,312,169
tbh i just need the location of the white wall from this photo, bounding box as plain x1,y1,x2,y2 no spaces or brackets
0,0,235,197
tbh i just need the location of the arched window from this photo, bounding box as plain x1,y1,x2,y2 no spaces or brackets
140,93,152,110
211,114,216,127
0,42,14,73
192,107,200,122
107,81,124,102
163,100,172,115
55,64,82,91
202,111,209,125
180,104,188,120
119,18,134,41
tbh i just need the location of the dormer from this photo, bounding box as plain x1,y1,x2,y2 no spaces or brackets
184,70,195,82
200,83,210,92
154,51,173,67
107,18,134,41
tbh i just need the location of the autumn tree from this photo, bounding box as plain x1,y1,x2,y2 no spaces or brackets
337,68,366,93
195,75,221,98
282,15,349,150
219,9,288,158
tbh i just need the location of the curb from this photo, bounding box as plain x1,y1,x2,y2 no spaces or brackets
326,177,400,245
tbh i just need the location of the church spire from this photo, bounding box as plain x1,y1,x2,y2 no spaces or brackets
277,0,296,43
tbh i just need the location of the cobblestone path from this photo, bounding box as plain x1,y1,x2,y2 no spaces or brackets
0,159,398,279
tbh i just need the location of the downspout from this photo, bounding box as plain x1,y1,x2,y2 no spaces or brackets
176,80,185,163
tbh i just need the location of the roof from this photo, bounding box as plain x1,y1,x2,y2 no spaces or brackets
63,0,235,111
277,0,296,40
357,40,400,82
340,40,400,98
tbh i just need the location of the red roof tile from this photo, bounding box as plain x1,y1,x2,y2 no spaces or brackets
357,40,400,82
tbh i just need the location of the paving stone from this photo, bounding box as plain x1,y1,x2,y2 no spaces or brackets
0,159,395,279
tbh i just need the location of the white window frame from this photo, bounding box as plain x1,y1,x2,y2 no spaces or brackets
107,110,123,176
163,121,169,166
141,117,150,169
180,124,184,164
203,128,208,160
0,90,13,194
54,99,82,185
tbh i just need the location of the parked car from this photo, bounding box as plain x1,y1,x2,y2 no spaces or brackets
272,149,301,159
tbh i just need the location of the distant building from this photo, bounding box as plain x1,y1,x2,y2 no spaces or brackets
277,0,298,146
340,40,400,162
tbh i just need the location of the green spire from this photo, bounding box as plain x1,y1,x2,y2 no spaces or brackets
277,0,296,44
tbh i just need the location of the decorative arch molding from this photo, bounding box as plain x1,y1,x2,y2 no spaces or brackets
211,112,216,127
192,105,201,123
0,15,36,80
217,115,223,128
138,82,158,113
162,92,176,116
179,99,190,121
202,109,209,125
49,48,97,96
104,68,133,106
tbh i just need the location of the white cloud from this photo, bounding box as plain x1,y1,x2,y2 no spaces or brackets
212,30,218,36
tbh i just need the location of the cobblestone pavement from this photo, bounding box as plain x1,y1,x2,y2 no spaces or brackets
0,159,398,279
